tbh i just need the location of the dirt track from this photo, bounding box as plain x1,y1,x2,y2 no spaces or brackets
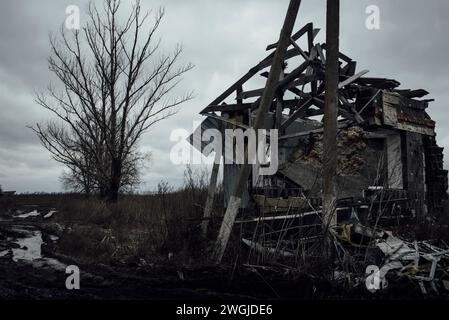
0,217,328,300
0,204,426,300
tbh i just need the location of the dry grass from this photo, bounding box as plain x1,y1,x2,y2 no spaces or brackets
0,166,227,267
49,166,223,266
53,189,208,265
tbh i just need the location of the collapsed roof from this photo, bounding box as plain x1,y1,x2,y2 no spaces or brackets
189,21,448,221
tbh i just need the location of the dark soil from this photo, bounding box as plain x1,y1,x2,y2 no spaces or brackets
0,197,436,300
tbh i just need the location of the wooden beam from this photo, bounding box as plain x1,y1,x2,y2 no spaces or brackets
316,43,326,64
287,74,319,89
278,120,349,141
203,69,259,111
276,70,286,128
266,22,312,50
278,60,310,88
321,42,351,63
341,60,357,76
202,103,254,113
290,38,310,61
280,98,313,130
207,113,250,130
237,88,265,100
322,0,340,256
201,154,221,237
237,62,310,100
213,0,302,264
338,69,369,89
260,72,310,99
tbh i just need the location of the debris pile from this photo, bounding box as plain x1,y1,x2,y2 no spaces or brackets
334,222,449,295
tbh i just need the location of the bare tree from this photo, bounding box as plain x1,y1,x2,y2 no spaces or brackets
32,0,193,201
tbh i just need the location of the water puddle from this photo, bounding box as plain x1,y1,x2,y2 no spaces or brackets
0,226,66,270
11,228,43,262
16,210,41,219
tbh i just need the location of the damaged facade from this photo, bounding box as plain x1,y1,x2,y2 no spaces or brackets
189,20,449,293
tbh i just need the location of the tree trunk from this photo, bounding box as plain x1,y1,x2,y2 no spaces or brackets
108,159,122,202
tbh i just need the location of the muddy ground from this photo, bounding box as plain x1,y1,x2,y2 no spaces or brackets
0,203,342,300
0,200,435,300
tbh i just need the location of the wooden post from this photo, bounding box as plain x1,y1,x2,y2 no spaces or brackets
213,0,302,264
275,70,285,130
201,154,221,237
322,0,340,256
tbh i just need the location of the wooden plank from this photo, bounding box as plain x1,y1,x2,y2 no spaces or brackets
316,43,326,64
401,89,429,99
203,69,259,111
386,134,403,189
355,77,400,89
278,120,349,140
258,47,303,69
253,195,309,209
237,88,265,100
278,60,310,88
322,0,340,256
236,85,243,104
321,42,351,62
338,69,369,89
287,74,318,88
201,155,221,236
260,72,310,98
266,22,312,50
202,103,254,113
213,0,303,264
275,70,285,128
280,98,313,130
290,38,310,61
237,63,310,100
207,113,250,130
383,103,398,126
341,60,357,76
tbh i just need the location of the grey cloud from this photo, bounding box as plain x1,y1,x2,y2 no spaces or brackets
1,0,449,192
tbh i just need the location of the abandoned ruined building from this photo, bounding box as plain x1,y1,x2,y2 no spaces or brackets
189,21,449,288
190,21,448,221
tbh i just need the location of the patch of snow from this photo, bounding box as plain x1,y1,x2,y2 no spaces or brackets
16,210,41,219
43,210,58,219
0,250,9,257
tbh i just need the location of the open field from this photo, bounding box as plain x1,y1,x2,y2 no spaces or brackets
0,192,442,300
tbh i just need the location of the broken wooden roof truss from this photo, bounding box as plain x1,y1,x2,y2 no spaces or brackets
198,22,434,138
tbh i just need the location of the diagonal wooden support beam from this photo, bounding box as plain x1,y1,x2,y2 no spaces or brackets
289,38,310,61
212,0,302,264
280,98,314,130
266,22,313,50
338,69,369,89
201,153,221,237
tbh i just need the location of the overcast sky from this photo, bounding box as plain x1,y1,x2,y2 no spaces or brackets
0,0,448,193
